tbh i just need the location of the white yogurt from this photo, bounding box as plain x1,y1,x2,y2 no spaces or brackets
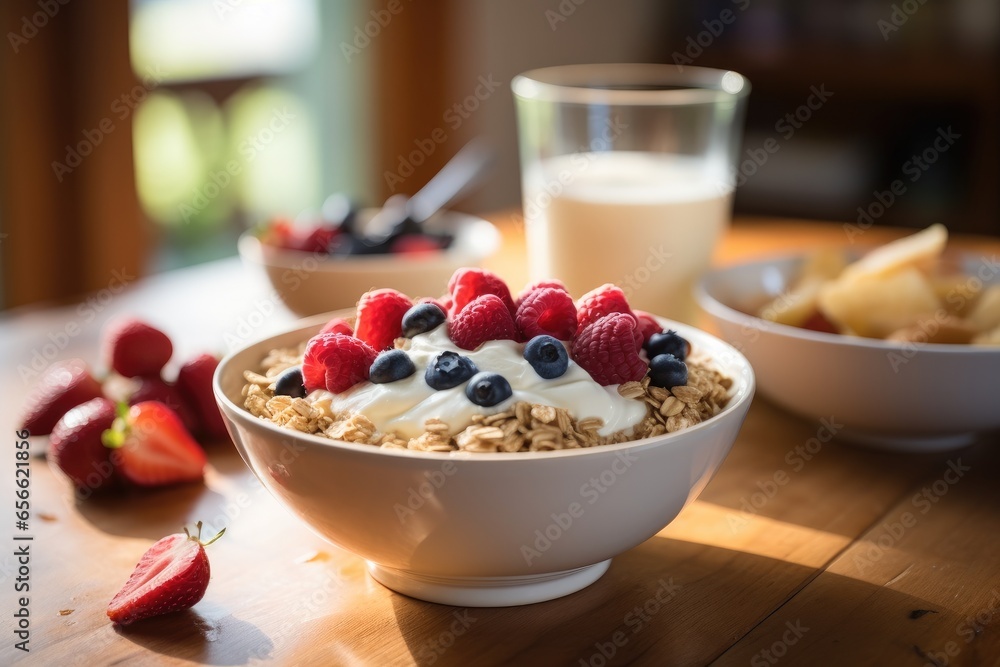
313,326,647,440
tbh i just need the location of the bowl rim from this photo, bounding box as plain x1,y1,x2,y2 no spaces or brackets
696,253,1000,355
214,313,756,462
239,211,500,271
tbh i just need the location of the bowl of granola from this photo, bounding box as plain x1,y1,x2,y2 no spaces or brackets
214,271,754,606
697,224,1000,452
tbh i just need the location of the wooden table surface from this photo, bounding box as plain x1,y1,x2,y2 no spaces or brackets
2,217,999,666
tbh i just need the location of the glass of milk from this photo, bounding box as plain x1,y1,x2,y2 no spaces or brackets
512,64,750,323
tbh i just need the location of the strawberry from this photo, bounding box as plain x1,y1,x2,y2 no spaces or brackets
129,376,200,435
301,333,377,393
447,268,515,317
634,310,663,346
175,354,228,441
102,402,206,487
515,287,578,341
319,317,353,337
354,288,413,351
103,318,173,378
49,397,117,492
448,294,518,351
107,521,224,626
576,284,635,333
19,359,104,435
571,313,648,386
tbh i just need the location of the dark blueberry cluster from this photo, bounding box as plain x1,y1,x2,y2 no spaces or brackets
643,329,690,389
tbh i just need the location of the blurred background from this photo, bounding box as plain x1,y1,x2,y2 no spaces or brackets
1,0,997,310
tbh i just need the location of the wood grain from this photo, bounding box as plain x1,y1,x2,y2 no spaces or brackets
2,217,998,666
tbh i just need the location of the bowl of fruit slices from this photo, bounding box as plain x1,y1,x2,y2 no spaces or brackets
214,269,754,606
238,204,500,316
697,224,1000,452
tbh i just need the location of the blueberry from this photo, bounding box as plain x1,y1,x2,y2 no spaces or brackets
369,349,416,384
425,351,478,390
401,303,447,338
274,365,307,398
645,330,689,361
523,335,569,379
648,353,688,389
465,372,513,407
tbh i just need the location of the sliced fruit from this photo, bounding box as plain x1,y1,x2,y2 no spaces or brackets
103,402,207,487
839,223,947,282
966,285,1000,333
759,249,848,327
107,521,224,626
819,266,941,338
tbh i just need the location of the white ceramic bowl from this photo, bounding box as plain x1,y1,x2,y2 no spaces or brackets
238,211,501,315
697,255,1000,452
214,314,754,606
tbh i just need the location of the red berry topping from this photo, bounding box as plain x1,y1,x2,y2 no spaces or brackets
515,279,569,308
391,235,443,255
103,318,173,378
319,317,353,337
571,313,648,386
354,288,413,351
302,333,377,393
175,354,228,441
448,294,518,351
576,284,635,333
19,359,104,435
102,401,207,487
634,310,663,347
49,397,117,492
107,521,223,626
515,287,578,341
129,376,200,436
447,268,515,317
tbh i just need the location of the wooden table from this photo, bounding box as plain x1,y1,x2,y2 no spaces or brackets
2,218,999,666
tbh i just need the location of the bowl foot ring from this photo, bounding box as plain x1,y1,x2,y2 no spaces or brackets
366,559,612,607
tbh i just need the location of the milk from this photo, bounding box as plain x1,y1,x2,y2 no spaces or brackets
522,152,732,323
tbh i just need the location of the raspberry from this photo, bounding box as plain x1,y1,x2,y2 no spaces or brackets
302,333,377,393
319,317,353,336
515,279,569,308
515,287,577,341
354,289,413,351
571,313,648,386
633,310,663,347
576,284,635,333
103,318,173,378
448,294,517,351
447,268,515,317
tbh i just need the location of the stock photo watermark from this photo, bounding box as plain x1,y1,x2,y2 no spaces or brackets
878,0,928,41
339,0,413,62
844,126,960,243
852,458,970,574
7,0,70,54
726,416,843,532
51,66,166,183
916,588,1000,667
383,74,501,192
578,577,681,666
751,619,810,666
178,106,296,223
414,609,478,665
671,0,752,70
521,450,637,565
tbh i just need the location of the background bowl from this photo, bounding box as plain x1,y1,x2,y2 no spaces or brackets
697,254,1000,452
214,314,754,607
238,210,500,315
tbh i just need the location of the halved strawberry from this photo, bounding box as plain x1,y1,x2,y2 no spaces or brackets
19,359,104,435
103,402,206,487
107,521,224,626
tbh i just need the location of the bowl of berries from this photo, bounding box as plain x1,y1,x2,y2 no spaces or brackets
697,224,1000,452
239,198,501,316
214,268,754,606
